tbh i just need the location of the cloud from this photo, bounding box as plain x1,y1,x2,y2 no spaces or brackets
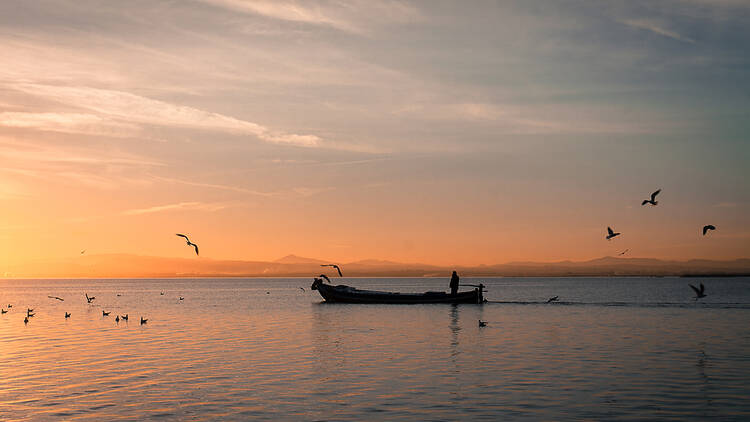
11,84,321,147
713,202,738,208
122,201,227,215
621,19,695,43
0,111,140,137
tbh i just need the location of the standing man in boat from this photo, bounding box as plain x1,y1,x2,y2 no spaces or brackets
450,271,460,295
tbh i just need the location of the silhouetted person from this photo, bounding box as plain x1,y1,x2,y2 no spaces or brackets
450,271,460,295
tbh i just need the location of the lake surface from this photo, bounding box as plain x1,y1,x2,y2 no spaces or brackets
1,277,749,420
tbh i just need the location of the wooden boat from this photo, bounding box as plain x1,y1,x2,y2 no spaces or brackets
311,278,484,304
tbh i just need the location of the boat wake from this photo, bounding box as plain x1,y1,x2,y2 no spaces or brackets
485,300,750,309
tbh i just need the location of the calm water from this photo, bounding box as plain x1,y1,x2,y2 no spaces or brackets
1,277,749,421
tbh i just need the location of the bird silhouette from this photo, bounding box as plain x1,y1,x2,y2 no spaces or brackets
320,264,343,277
618,248,630,256
65,312,71,318
641,189,661,206
115,315,120,322
478,320,487,327
546,296,559,303
102,311,110,316
176,233,199,256
299,287,305,291
702,225,716,236
318,274,331,283
80,249,86,255
121,314,129,321
27,312,34,318
24,316,28,324
7,304,11,308
179,297,184,301
48,296,64,301
689,283,707,300
1,309,7,314
606,227,621,240
85,293,95,303
140,317,148,325
160,291,165,295
27,308,34,313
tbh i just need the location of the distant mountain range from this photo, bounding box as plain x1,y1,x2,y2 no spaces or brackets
4,254,750,278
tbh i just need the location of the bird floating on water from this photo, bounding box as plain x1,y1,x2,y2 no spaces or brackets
320,264,342,277
140,317,148,325
65,312,71,318
24,316,28,324
85,293,95,303
115,315,120,322
689,283,707,301
121,314,129,321
48,296,64,301
641,189,661,206
702,225,716,236
7,304,11,308
547,296,559,303
478,320,487,327
179,297,184,301
606,227,621,240
176,233,199,256
299,287,305,291
102,311,110,316
1,309,7,314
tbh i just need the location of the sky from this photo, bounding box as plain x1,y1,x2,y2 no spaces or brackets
0,0,748,269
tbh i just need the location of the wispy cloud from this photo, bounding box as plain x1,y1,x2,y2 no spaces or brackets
621,19,695,43
0,111,140,137
122,201,227,216
11,84,321,147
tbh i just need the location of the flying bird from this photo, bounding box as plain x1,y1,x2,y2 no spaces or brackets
80,250,86,255
318,274,331,283
702,225,716,236
176,233,199,256
140,317,148,325
546,296,559,303
689,283,707,300
478,320,487,327
641,189,661,206
48,296,64,301
606,227,621,240
102,311,110,316
320,264,343,277
65,312,71,318
618,249,630,256
85,293,95,303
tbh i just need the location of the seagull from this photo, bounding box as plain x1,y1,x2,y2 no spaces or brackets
121,314,129,321
619,249,630,256
140,317,148,325
546,296,559,303
179,297,184,301
299,287,305,291
689,283,707,300
478,320,487,327
65,312,71,318
702,225,716,236
641,189,661,206
27,312,35,318
160,291,165,295
27,308,34,314
24,316,28,324
115,315,120,322
318,274,331,283
176,233,199,256
116,294,122,297
80,249,86,255
102,311,110,316
1,309,7,314
320,264,343,277
48,296,64,301
85,293,95,303
606,227,621,240
7,304,11,308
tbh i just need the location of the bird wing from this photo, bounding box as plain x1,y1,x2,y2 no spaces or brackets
334,265,343,277
176,233,190,241
651,189,661,201
641,200,649,206
607,227,614,235
192,243,199,256
689,284,701,295
699,282,705,294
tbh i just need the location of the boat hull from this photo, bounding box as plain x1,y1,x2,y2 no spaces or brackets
312,281,483,304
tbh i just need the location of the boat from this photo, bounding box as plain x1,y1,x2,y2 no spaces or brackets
310,277,484,304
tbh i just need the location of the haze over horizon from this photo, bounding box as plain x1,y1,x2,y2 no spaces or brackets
1,1,749,273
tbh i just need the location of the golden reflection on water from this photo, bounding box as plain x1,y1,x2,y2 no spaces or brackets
1,277,749,420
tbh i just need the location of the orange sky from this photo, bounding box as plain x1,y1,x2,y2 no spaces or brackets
1,1,749,274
